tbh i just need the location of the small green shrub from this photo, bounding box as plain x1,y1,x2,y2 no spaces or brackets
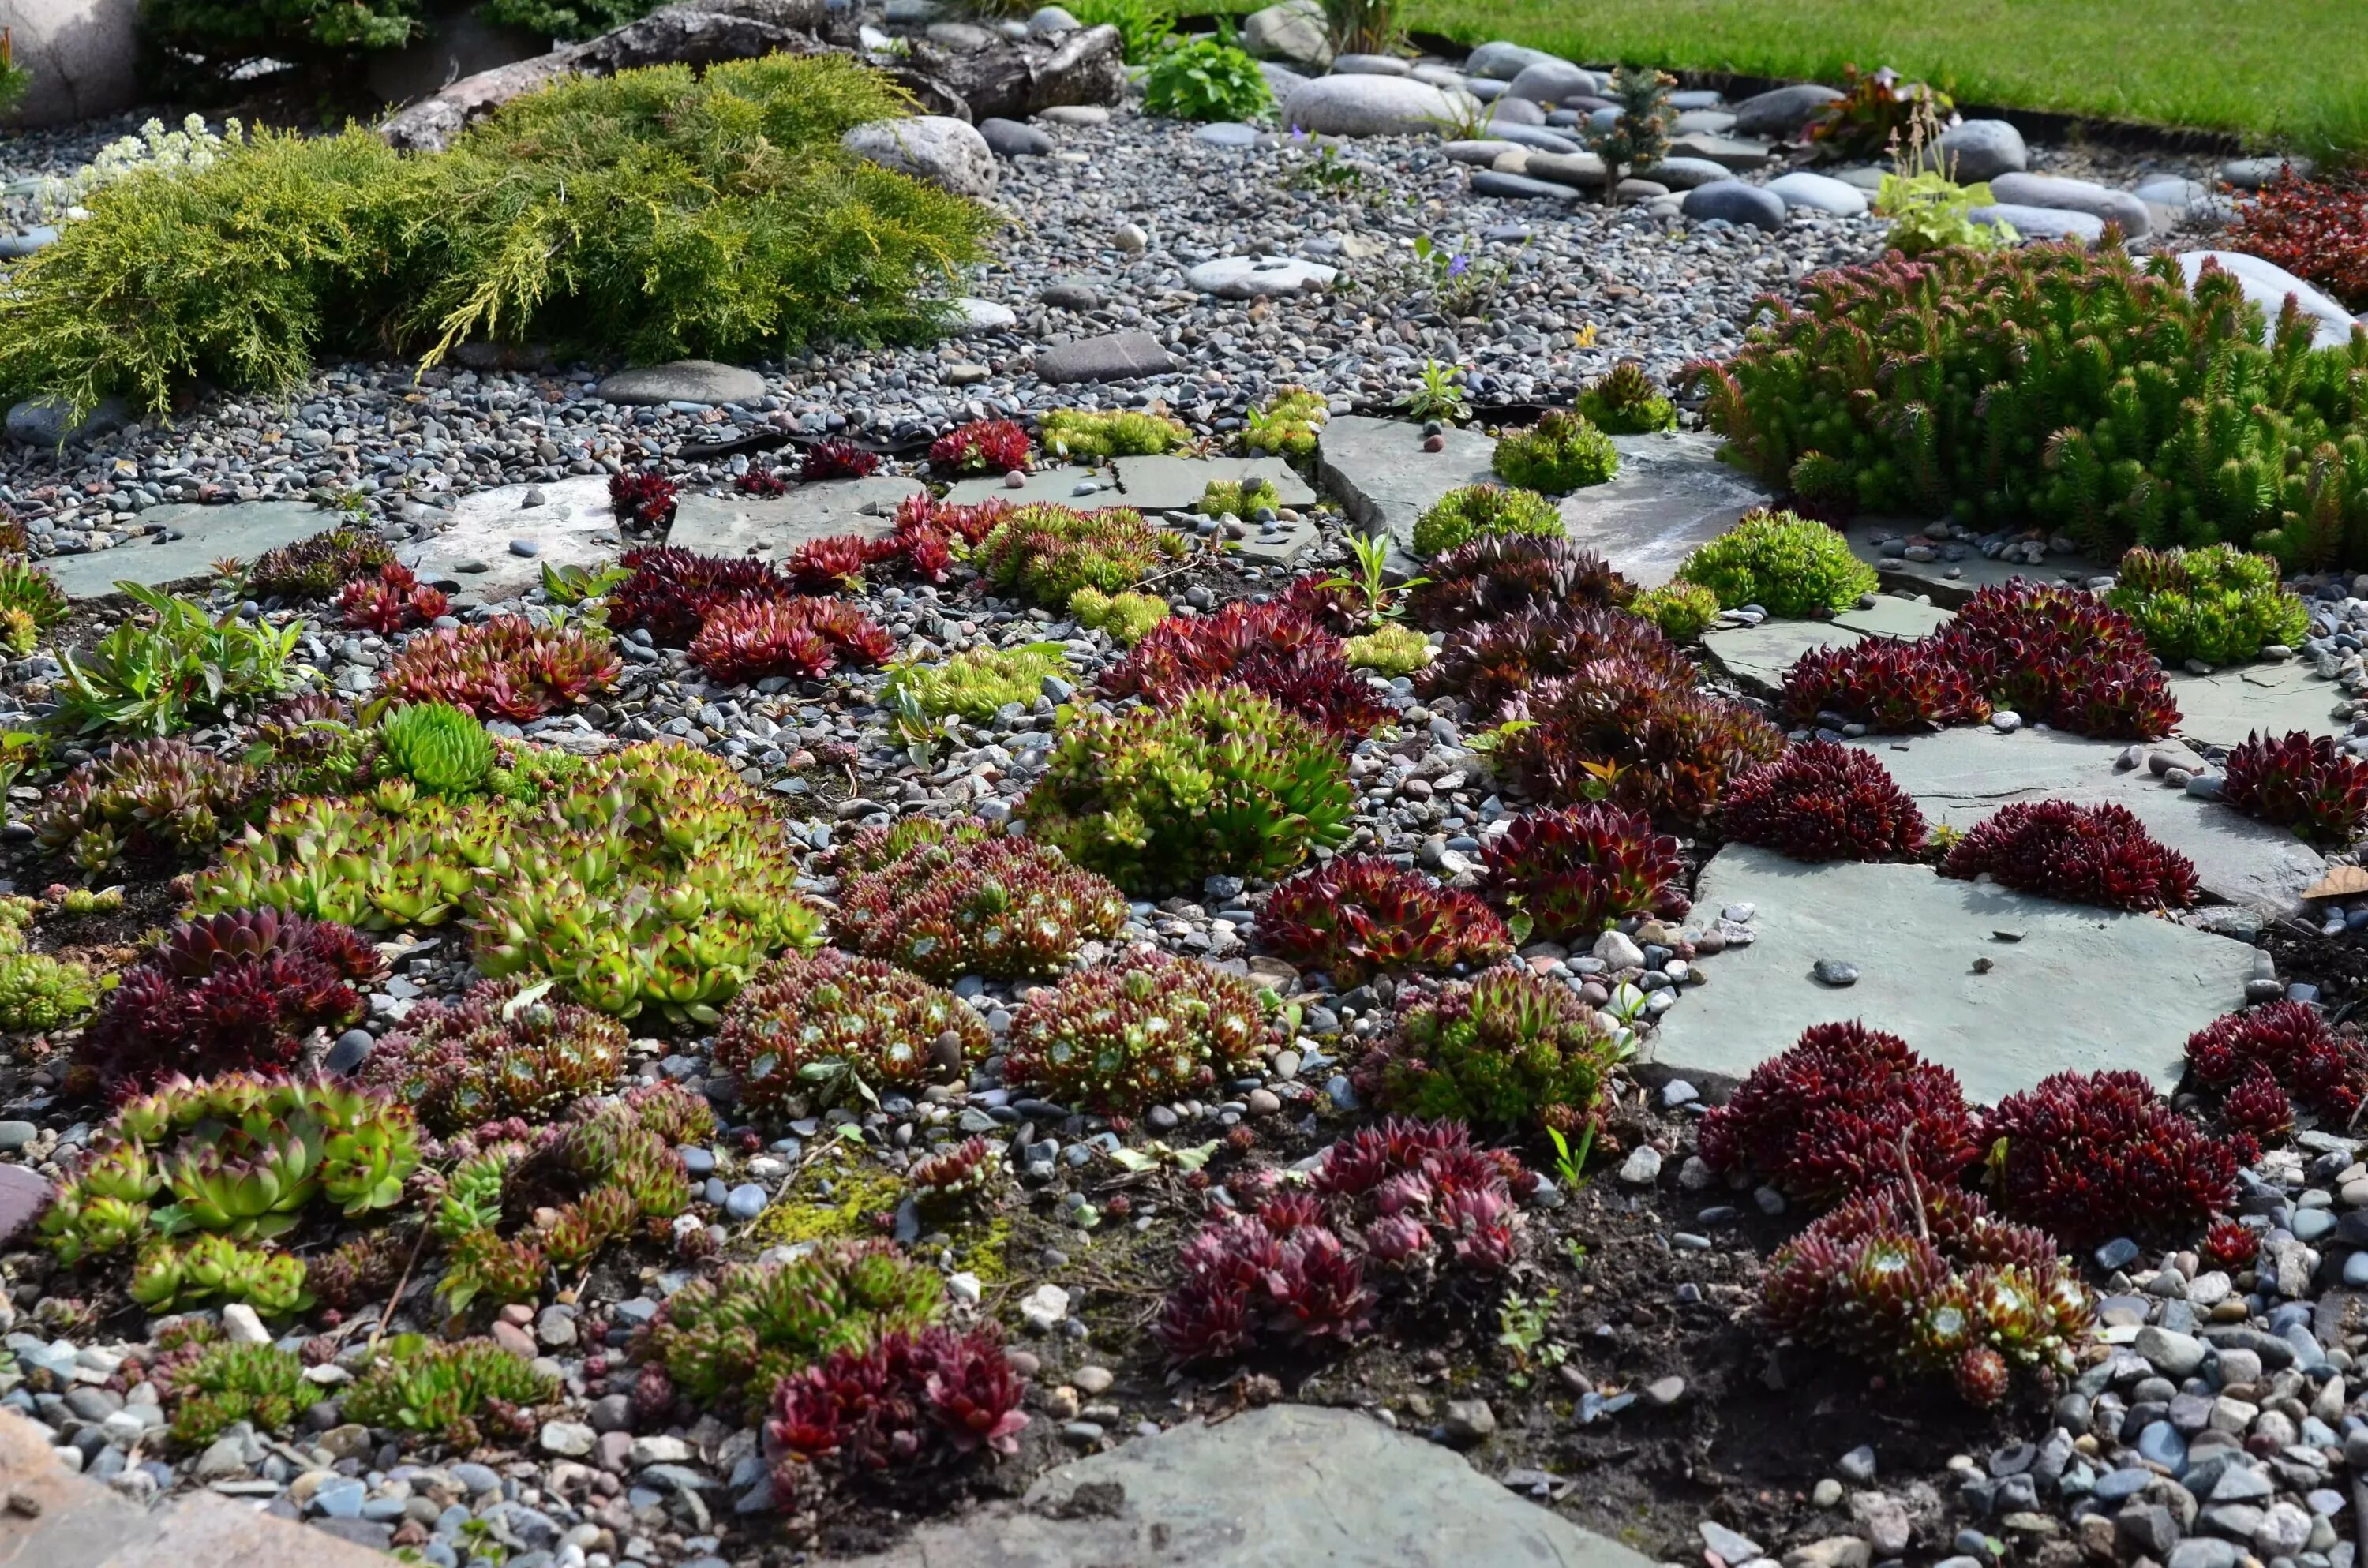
972,503,1186,608
1344,623,1432,675
1004,949,1268,1111
163,1343,321,1447
0,31,29,114
0,927,99,1030
1142,36,1274,123
1410,484,1563,558
1040,407,1190,459
885,643,1073,720
1368,967,1630,1131
1243,386,1326,461
1876,171,2018,255
2104,544,2310,665
1492,410,1619,495
1576,361,1677,435
1069,587,1168,644
1631,581,1722,641
1583,64,1674,188
379,702,496,796
344,1334,556,1446
0,560,69,656
51,584,301,738
141,0,418,84
1674,509,1879,616
478,0,656,40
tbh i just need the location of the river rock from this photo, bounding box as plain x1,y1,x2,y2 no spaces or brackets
1925,119,2027,181
1242,0,1330,68
1988,172,2151,238
1463,41,1564,80
843,115,999,198
1502,60,1597,106
1280,74,1462,136
1729,83,1844,137
594,360,764,407
1767,170,1869,215
2179,251,2361,350
1680,180,1787,231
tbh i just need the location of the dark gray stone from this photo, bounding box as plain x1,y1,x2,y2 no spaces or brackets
979,116,1055,157
1502,60,1596,105
667,474,920,560
594,360,764,407
1926,119,2029,182
1033,331,1178,384
43,500,338,601
7,395,131,448
1728,83,1844,137
1680,181,1786,230
1556,430,1775,586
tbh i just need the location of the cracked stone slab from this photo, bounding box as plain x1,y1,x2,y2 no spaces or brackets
1647,843,2254,1104
1846,726,2325,915
2165,660,2351,750
941,464,1120,510
1109,454,1317,513
44,501,339,600
666,475,923,559
1554,431,1775,587
1703,597,1954,694
833,1403,1657,1568
1315,414,1496,570
401,477,624,604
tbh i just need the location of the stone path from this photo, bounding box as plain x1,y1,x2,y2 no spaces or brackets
1314,414,1493,571
942,463,1113,510
1554,430,1773,587
43,502,335,601
665,475,923,559
1842,523,2108,606
400,477,626,603
1647,843,2257,1103
834,1403,1654,1568
1701,596,1953,693
1106,454,1313,513
2167,660,2352,750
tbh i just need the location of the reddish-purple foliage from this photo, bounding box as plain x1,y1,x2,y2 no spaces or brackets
1781,638,1991,731
1939,581,2178,739
784,533,886,596
2219,1068,2294,1150
2222,729,2368,844
609,472,679,529
1497,656,1787,821
2185,1001,2368,1125
1939,799,2198,909
2224,170,2368,312
1980,1069,2239,1244
607,547,795,646
1255,855,1512,987
835,832,1127,982
1697,1021,1981,1206
75,910,385,1091
893,493,1012,548
1422,606,1691,720
768,1325,1028,1492
800,440,883,481
1153,1208,1372,1364
928,419,1032,476
1476,803,1687,942
2202,1215,2259,1270
1721,740,1927,861
1409,535,1635,631
336,562,449,634
686,597,896,685
1101,600,1392,740
382,616,621,721
734,470,789,497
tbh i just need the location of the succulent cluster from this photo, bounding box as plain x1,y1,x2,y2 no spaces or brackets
1411,535,1635,631
76,910,385,1089
1422,604,1690,720
834,821,1128,982
801,439,882,481
1576,361,1678,435
1781,638,1992,731
1242,386,1326,459
249,694,377,799
890,491,1013,559
304,1225,417,1311
929,417,1033,475
1017,687,1354,893
2224,172,2368,313
1069,586,1170,645
688,596,897,684
1763,1182,2090,1406
1980,1069,2239,1244
358,975,630,1135
130,1233,310,1314
1200,477,1280,518
382,616,621,721
1490,410,1619,494
770,1324,1029,1491
635,1241,944,1419
972,503,1186,608
1256,855,1511,987
885,642,1073,721
1674,508,1879,616
907,1136,1004,1216
0,558,67,654
1342,623,1431,675
1945,582,2180,739
337,561,449,634
344,1334,557,1447
1408,483,1564,558
608,547,793,646
1101,600,1391,740
1497,655,1787,821
1476,803,1687,941
1040,407,1189,459
162,1342,322,1446
2185,1001,2368,1133
2104,544,2310,666
1699,1022,1981,1205
250,526,395,603
0,900,98,1031
1003,949,1268,1112
2221,729,2368,844
1939,799,2198,909
32,738,260,873
713,948,988,1114
1630,581,1723,642
1365,967,1628,1132
609,471,679,528
1721,741,1928,861
1156,1118,1528,1365
378,702,496,797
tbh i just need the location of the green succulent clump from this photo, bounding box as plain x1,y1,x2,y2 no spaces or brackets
357,975,629,1135
344,1334,558,1446
52,584,302,739
379,702,496,796
1141,36,1275,124
164,1343,323,1447
1243,387,1327,461
1199,477,1279,518
250,527,394,604
1576,362,1678,435
635,1241,943,1419
2104,544,2311,666
971,503,1186,608
1017,686,1354,894
1343,623,1432,675
1674,509,1879,616
1630,581,1722,642
1491,411,1620,495
1040,408,1190,459
132,1233,310,1314
1068,588,1169,645
0,914,99,1031
1002,949,1269,1112
886,643,1073,721
0,559,69,656
1372,967,1631,1132
1410,484,1564,558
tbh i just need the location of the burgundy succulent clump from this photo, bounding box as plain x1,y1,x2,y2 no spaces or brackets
1939,581,2178,739
688,597,897,685
1939,799,2198,909
908,1136,1002,1214
355,975,629,1135
382,616,622,721
734,470,789,497
1153,1205,1372,1364
2201,1215,2259,1270
769,1324,1028,1495
1497,655,1787,821
1476,803,1687,941
2221,729,2368,844
336,562,449,635
1697,1021,1981,1206
928,418,1032,476
1254,855,1512,987
1780,638,1991,732
75,910,387,1091
1980,1069,2239,1245
1721,740,1928,861
1101,599,1392,740
834,828,1128,982
608,546,795,646
1421,606,1691,720
1409,534,1635,631
785,533,881,595
800,439,884,481
1274,574,1373,636
893,492,1012,548
609,472,679,529
2184,1001,2368,1128
2218,1067,2295,1149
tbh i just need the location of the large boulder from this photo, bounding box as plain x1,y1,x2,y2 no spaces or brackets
1241,0,1330,69
5,0,140,126
1280,73,1462,137
1728,82,1843,137
2179,251,2361,350
842,115,999,198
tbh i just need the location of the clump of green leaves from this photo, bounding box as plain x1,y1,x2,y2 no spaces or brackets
163,1342,322,1447
1142,35,1274,123
1344,623,1431,675
344,1334,557,1446
250,526,393,604
479,0,657,41
1493,410,1619,495
379,702,496,796
884,642,1073,720
1067,0,1174,61
1397,358,1473,424
0,560,69,657
2105,544,2310,666
1200,477,1279,517
0,28,29,114
0,897,98,1031
1243,386,1327,461
972,503,1187,608
1411,484,1563,557
1631,580,1722,642
51,583,301,738
1675,508,1879,616
1069,588,1169,645
1040,407,1190,459
1875,170,2017,255
1576,361,1677,435
1369,966,1630,1131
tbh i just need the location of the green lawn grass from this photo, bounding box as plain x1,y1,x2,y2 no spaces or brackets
1281,0,2368,154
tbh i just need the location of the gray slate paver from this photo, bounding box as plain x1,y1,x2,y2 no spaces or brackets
1315,414,1495,569
2166,661,2351,750
1843,522,2107,606
1109,453,1316,511
942,464,1116,509
1702,598,1953,693
1555,431,1774,587
43,502,336,601
665,475,923,559
400,477,622,604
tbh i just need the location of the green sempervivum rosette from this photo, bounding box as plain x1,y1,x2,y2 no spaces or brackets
159,1115,324,1240
132,1233,311,1314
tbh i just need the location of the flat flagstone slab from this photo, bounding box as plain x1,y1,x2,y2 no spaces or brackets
1703,597,1954,693
1847,727,2325,915
1842,522,2106,607
2165,660,2351,750
1315,414,1496,568
835,1403,1656,1568
1835,596,1956,639
1650,843,2253,1103
666,475,923,559
942,464,1118,509
1554,431,1774,587
43,501,336,600
401,477,623,604
1109,453,1317,512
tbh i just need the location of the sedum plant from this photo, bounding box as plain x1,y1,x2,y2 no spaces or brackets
1366,967,1628,1132
1576,361,1677,435
1068,587,1169,645
2104,543,2310,666
1254,855,1509,987
357,975,629,1135
929,418,1032,476
0,896,100,1031
1141,36,1274,123
1003,949,1268,1111
770,1325,1029,1491
1199,477,1279,518
1409,484,1562,558
1343,623,1430,675
608,546,792,646
884,642,1072,722
1040,407,1190,459
343,1334,556,1447
1242,386,1326,461
337,561,448,634
972,503,1186,608
1980,1070,2239,1244
52,584,301,738
130,1233,309,1315
712,947,991,1114
1630,580,1721,641
1421,604,1690,721
689,597,897,685
1673,508,1877,616
1490,410,1618,495
162,1342,321,1446
834,820,1128,982
1495,655,1786,822
1017,687,1354,893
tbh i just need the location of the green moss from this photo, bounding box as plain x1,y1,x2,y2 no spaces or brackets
742,1155,906,1248
1674,509,1879,617
1492,410,1620,494
1410,483,1564,557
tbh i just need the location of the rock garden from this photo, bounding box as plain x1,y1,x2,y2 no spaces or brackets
10,3,2368,1568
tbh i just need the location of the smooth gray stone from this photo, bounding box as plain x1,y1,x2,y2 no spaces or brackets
843,114,998,198
43,500,333,601
1643,155,1734,191
1925,118,2028,181
0,227,58,258
1729,83,1844,137
1329,51,1409,76
2221,155,2314,190
1186,255,1339,298
1280,74,1459,137
1767,170,1869,215
978,117,1055,157
2163,659,2353,750
942,465,1110,509
399,475,625,604
594,360,763,408
1680,180,1787,230
667,474,921,560
1503,60,1598,106
1668,133,1778,170
1488,123,1585,154
1470,170,1581,201
1484,95,1545,126
1194,122,1262,148
1442,138,1523,166
1557,430,1775,586
1973,204,2108,245
1989,171,2152,238
1463,41,1565,81
1315,414,1497,571
1241,0,1330,69
1108,454,1315,512
1032,331,1178,384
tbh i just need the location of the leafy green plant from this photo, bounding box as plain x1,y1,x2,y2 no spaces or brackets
541,560,629,606
1399,238,1510,319
0,28,28,114
358,975,628,1134
1069,588,1168,644
0,908,99,1031
1343,623,1431,674
1200,477,1279,517
1807,64,1954,161
1545,1123,1597,1189
1367,967,1630,1131
478,0,656,40
51,584,301,738
2104,544,2310,665
379,702,496,795
1068,0,1174,60
1576,361,1677,435
1005,949,1269,1110
1321,0,1399,55
140,0,418,85
1411,483,1563,557
1675,509,1879,616
345,1334,556,1446
1631,580,1722,641
1143,35,1273,123
1040,406,1191,460
1321,531,1426,625
1397,358,1473,424
1875,170,2017,255
1493,410,1619,494
884,642,1072,720
1584,65,1674,194
163,1343,321,1446
1243,386,1327,460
